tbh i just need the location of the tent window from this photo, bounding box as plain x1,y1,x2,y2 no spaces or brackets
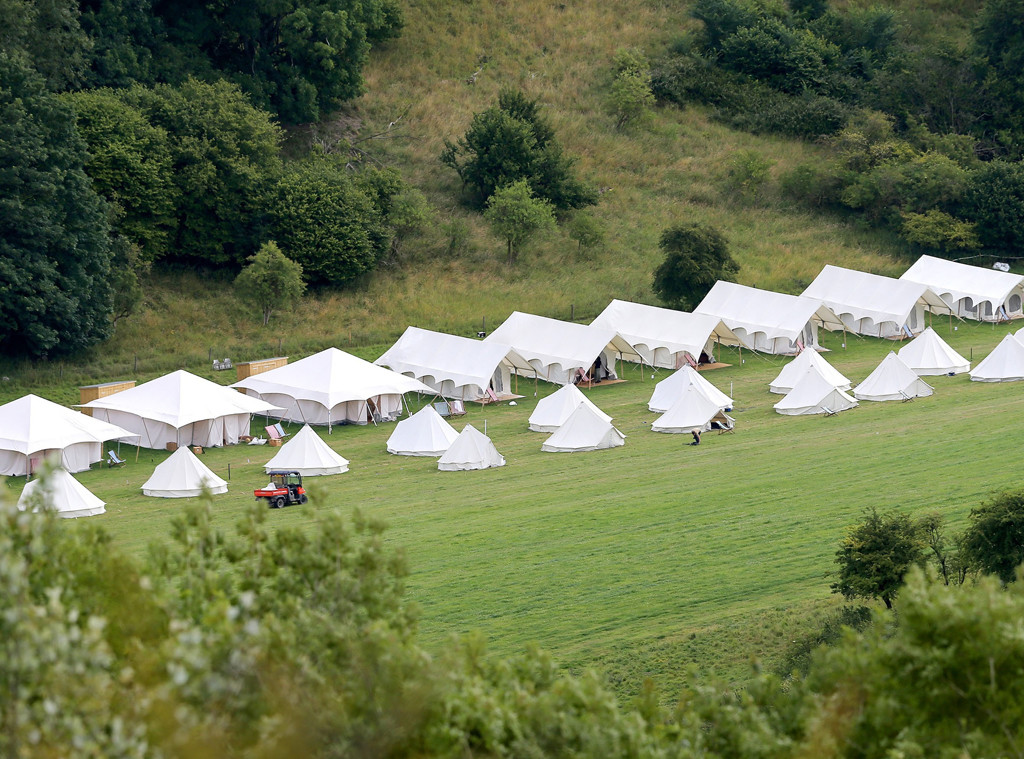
1010,294,1022,313
983,301,994,317
908,308,918,330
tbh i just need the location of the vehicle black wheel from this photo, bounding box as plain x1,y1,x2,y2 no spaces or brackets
273,496,286,509
299,494,308,504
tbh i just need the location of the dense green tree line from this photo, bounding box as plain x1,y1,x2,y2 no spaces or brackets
653,0,1024,260
6,473,1024,758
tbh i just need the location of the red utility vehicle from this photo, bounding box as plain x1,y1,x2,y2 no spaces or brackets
254,470,307,508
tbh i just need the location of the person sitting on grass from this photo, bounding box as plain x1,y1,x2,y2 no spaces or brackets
690,430,701,446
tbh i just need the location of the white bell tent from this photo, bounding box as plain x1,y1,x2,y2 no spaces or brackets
483,311,634,385
437,425,506,471
648,366,732,414
386,405,459,456
541,403,625,452
142,446,228,498
897,327,970,376
969,334,1024,382
900,254,1024,321
81,370,280,450
651,383,735,434
18,467,106,518
375,326,533,401
854,352,934,402
264,424,349,475
694,281,843,354
802,265,952,338
528,384,612,433
769,348,851,395
589,299,740,369
0,394,137,477
774,364,858,416
232,348,431,430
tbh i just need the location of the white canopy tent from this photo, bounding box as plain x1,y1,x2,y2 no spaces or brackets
232,348,431,430
802,265,953,338
969,334,1024,382
854,352,934,402
484,311,634,385
651,384,735,434
0,394,137,476
375,326,533,401
590,299,741,369
900,255,1024,321
18,467,106,518
541,404,625,452
648,366,732,414
694,281,843,354
897,327,970,375
142,446,228,498
81,370,280,450
774,364,858,416
769,348,851,395
264,424,349,475
437,425,506,471
386,405,459,456
528,384,612,433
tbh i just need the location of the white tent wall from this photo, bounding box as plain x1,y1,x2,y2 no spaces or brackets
89,408,252,448
0,443,99,477
239,391,403,426
18,468,106,518
900,255,1024,321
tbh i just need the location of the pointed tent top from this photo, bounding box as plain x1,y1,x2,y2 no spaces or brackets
142,446,228,497
18,467,106,518
651,383,729,433
969,333,1024,382
898,326,970,375
0,394,137,456
528,384,612,432
541,403,625,452
770,348,850,394
437,424,506,471
82,370,281,428
264,424,349,475
648,365,732,413
774,364,858,415
854,352,934,401
387,404,459,456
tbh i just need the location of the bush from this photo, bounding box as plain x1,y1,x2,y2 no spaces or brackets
963,160,1024,252
652,223,738,310
900,210,980,254
717,82,849,139
650,52,736,106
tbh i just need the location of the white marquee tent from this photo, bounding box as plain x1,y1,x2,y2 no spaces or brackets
437,425,506,471
897,327,970,376
0,394,137,476
900,255,1024,321
484,311,634,385
802,265,953,338
648,366,732,414
590,299,740,369
142,446,228,498
774,364,858,416
541,403,625,452
232,348,431,430
694,281,843,354
386,405,459,456
264,424,349,475
769,348,851,395
969,334,1024,382
854,352,934,402
651,383,735,434
18,467,106,518
528,384,612,432
81,370,280,450
375,326,533,401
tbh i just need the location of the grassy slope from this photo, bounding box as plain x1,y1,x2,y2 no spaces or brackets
8,319,1020,702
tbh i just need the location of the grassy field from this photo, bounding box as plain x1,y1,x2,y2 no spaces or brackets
6,317,1022,701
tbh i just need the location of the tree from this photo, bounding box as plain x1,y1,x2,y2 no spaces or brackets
441,88,597,210
651,223,738,310
0,52,113,358
609,48,655,128
270,158,387,285
483,180,556,265
567,212,605,254
0,0,91,90
831,508,924,609
961,487,1024,583
123,78,283,268
963,160,1024,252
235,241,305,325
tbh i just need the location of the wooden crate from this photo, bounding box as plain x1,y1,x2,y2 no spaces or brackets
236,356,288,381
79,380,135,416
